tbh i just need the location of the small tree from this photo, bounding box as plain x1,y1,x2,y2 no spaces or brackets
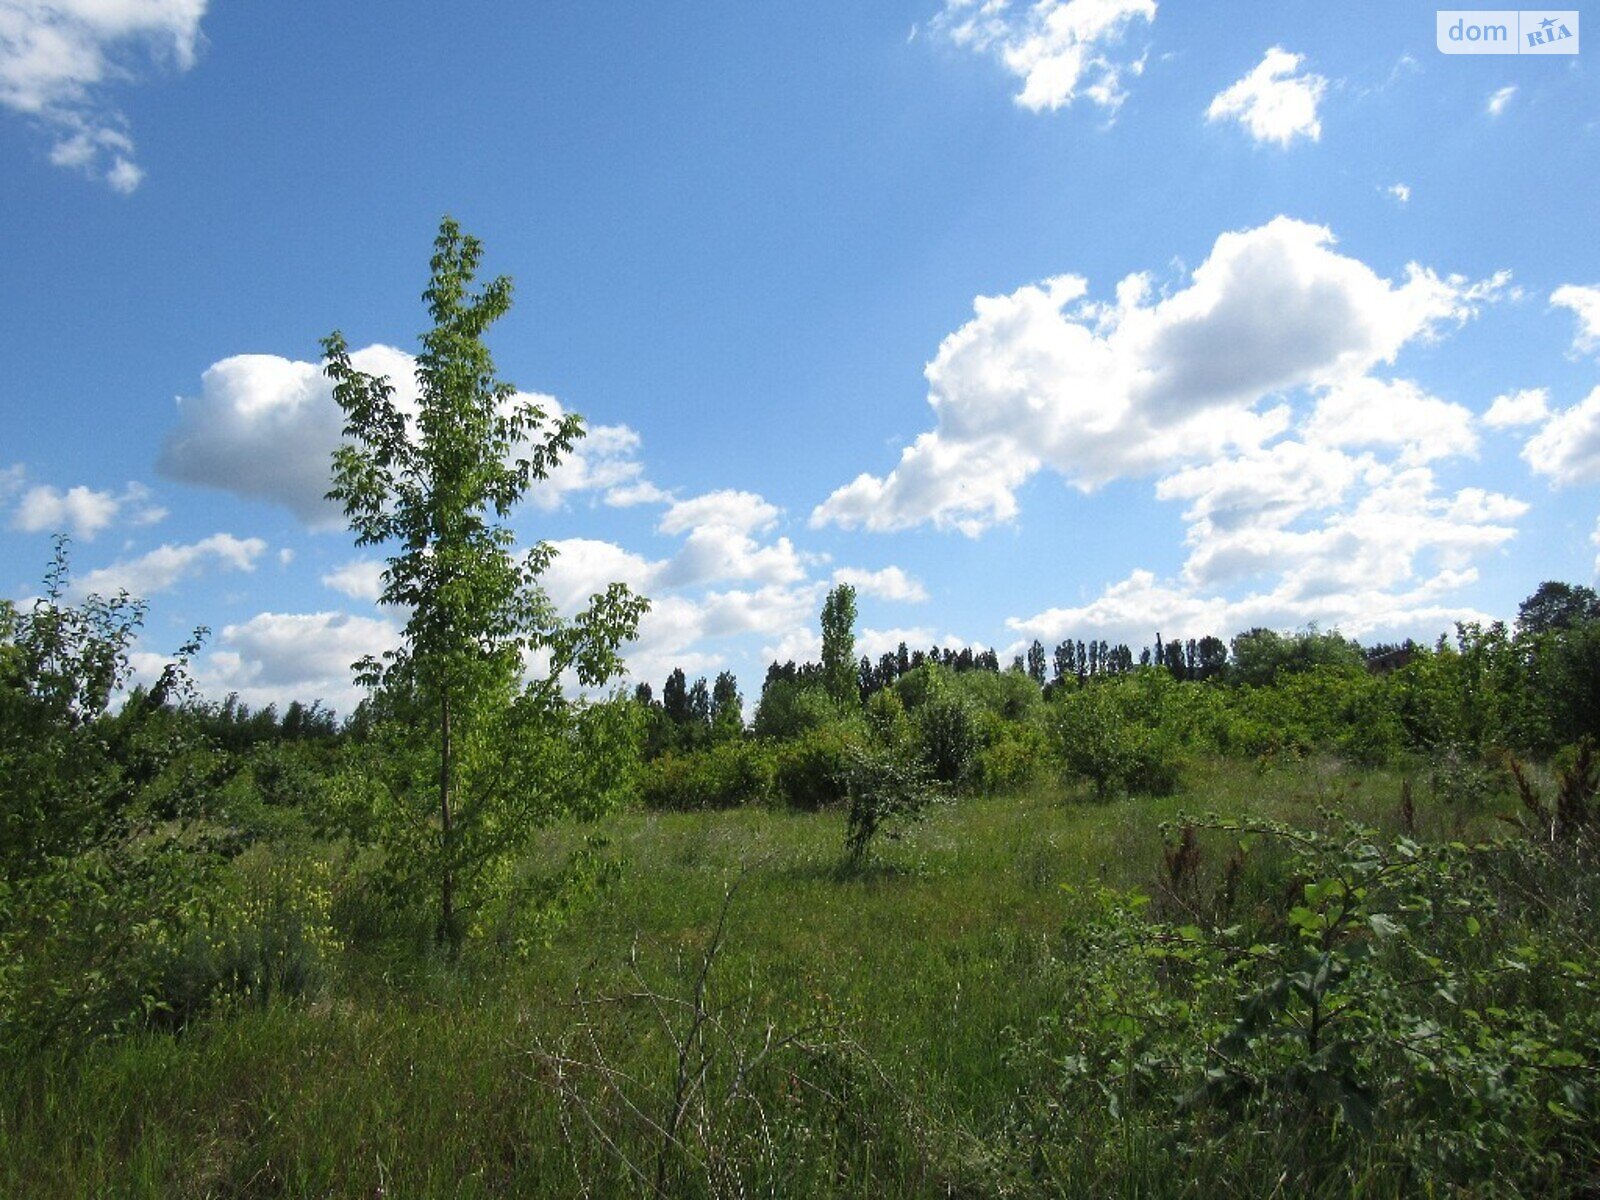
324,218,646,953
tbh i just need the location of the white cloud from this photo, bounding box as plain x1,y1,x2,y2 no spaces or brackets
654,490,807,588
814,217,1504,536
1552,284,1600,355
1206,47,1327,146
1484,387,1550,428
1592,518,1600,577
933,0,1155,113
1302,377,1477,465
833,565,929,604
158,344,654,527
320,558,386,602
0,0,207,190
1385,183,1411,205
1523,387,1600,486
541,538,660,614
9,478,166,539
1007,565,1497,649
74,532,266,598
1011,463,1526,647
187,610,400,715
658,490,778,537
1486,85,1517,116
12,483,118,538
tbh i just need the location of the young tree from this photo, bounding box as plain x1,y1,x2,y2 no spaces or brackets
820,583,858,708
323,218,646,953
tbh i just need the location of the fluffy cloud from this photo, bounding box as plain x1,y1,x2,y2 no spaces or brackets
1206,47,1327,146
655,490,807,588
1522,388,1600,486
9,479,165,539
1486,85,1517,117
833,565,929,604
320,558,386,602
74,532,265,598
1484,388,1550,429
1010,442,1526,647
1385,183,1411,205
158,345,653,527
1302,377,1477,465
813,217,1503,535
187,610,400,714
0,0,207,190
933,0,1155,112
1007,565,1496,649
1552,285,1600,355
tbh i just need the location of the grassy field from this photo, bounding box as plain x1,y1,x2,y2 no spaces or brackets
0,757,1546,1197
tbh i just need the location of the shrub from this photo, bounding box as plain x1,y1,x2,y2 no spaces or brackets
972,713,1047,794
640,742,775,811
842,744,940,863
1052,684,1184,797
774,725,857,809
916,692,979,787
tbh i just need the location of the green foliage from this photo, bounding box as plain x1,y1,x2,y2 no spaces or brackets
751,677,834,740
915,688,980,786
0,543,220,1055
820,583,858,708
842,744,940,863
323,218,646,952
773,724,858,809
1051,681,1185,797
1004,816,1600,1193
1229,625,1365,687
640,742,776,811
971,712,1047,794
158,846,339,1026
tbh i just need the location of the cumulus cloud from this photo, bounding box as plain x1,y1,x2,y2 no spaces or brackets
655,490,807,589
0,0,208,190
9,478,165,539
1552,285,1600,355
1523,387,1600,486
813,217,1504,536
1486,85,1517,117
157,344,654,527
320,558,386,602
1484,388,1550,429
833,565,929,604
933,0,1155,113
1006,564,1496,649
186,610,400,715
1385,183,1411,205
74,532,266,598
1206,47,1327,146
1302,377,1477,465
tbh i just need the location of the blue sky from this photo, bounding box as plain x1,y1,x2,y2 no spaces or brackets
1,1,1597,713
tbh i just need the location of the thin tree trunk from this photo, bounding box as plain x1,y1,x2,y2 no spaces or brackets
439,685,456,955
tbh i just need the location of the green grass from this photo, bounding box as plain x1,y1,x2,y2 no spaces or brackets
0,757,1522,1197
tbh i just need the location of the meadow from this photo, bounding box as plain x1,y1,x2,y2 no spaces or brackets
4,751,1594,1198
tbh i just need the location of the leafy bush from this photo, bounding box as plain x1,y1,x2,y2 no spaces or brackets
1052,683,1184,797
640,742,775,811
774,725,857,809
842,744,939,863
915,691,979,787
972,713,1047,794
1000,818,1600,1194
